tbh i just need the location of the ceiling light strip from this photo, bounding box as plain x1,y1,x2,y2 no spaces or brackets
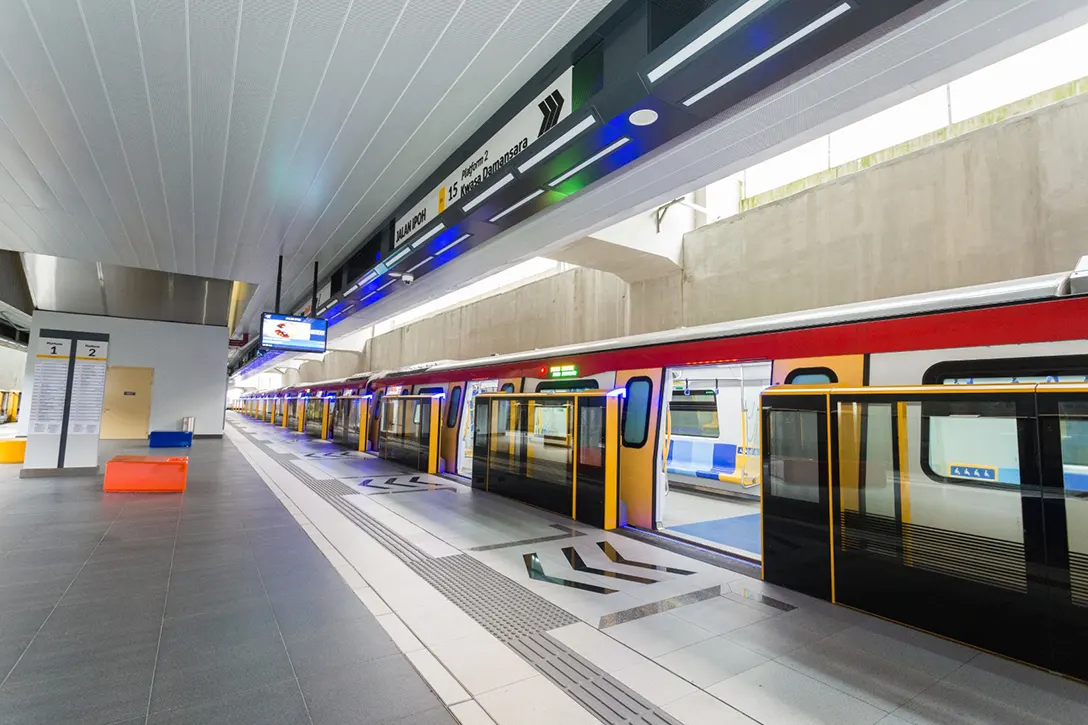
488,189,546,223
435,233,470,256
344,283,360,294
547,137,632,187
684,3,851,107
406,256,434,274
384,244,413,268
377,280,396,292
516,115,597,174
647,0,771,82
410,222,446,248
462,173,515,212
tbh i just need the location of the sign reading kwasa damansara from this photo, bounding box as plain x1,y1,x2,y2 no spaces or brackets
394,67,574,247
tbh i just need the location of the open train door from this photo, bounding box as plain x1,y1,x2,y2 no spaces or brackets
760,389,832,601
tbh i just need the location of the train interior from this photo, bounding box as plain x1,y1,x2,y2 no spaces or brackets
456,379,498,477
655,362,770,560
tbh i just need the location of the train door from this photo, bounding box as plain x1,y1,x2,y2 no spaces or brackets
656,362,770,560
1034,386,1088,680
761,390,832,600
457,380,498,477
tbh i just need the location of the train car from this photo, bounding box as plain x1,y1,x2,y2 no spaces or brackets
358,269,1088,560
240,267,1088,561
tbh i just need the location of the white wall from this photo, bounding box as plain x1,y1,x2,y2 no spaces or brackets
18,312,228,436
0,345,26,390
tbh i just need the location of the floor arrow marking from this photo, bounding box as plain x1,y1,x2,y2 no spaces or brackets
597,542,696,575
523,553,617,594
561,547,659,584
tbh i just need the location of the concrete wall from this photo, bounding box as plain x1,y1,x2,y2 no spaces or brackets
18,312,228,436
363,268,629,371
323,351,363,380
644,90,1088,330
0,345,26,391
298,361,324,384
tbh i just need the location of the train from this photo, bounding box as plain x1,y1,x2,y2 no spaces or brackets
236,264,1088,681
239,269,1088,537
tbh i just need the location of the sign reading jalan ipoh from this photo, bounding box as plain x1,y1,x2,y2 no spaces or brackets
393,67,575,247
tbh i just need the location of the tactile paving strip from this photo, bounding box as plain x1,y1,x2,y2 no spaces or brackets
409,554,578,641
232,420,685,725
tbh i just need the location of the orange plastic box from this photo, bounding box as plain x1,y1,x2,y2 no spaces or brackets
104,455,188,493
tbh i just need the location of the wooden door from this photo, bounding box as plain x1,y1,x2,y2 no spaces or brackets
101,367,154,440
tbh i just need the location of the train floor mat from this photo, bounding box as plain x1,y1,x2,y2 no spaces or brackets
666,513,761,555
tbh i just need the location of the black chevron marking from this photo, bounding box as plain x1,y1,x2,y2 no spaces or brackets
548,90,564,132
536,90,565,137
597,541,696,575
561,547,659,584
524,553,617,594
537,94,556,137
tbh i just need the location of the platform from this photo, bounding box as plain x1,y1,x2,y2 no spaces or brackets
1,416,1085,724
223,413,1088,725
0,436,454,725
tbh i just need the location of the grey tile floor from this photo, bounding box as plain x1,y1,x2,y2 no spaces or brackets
0,438,455,725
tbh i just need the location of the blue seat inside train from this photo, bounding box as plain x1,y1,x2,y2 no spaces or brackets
667,440,737,480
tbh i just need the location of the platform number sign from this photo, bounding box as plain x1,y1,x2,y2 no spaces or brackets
38,338,71,358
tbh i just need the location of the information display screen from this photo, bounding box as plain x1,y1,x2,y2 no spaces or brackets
261,313,327,353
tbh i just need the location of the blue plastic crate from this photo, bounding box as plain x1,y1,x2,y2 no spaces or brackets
149,430,193,448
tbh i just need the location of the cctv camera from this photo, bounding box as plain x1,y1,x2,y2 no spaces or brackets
401,273,415,285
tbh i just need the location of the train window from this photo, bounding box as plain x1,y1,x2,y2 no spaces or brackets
670,389,719,438
923,355,1088,385
496,384,515,433
536,379,599,392
920,399,1021,487
622,377,652,448
766,408,821,503
418,386,445,395
446,386,462,428
372,391,383,420
785,367,838,385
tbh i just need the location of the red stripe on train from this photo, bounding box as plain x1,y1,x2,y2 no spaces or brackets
381,295,1088,385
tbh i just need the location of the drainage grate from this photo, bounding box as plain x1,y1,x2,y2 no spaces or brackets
509,634,683,725
409,554,578,641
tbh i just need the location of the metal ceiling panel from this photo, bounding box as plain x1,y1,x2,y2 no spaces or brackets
224,0,372,281
22,253,106,315
22,252,233,327
28,0,158,268
134,0,196,276
212,0,296,275
0,0,615,334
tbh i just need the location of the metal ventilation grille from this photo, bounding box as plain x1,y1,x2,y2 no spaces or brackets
1070,551,1088,607
510,633,682,725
